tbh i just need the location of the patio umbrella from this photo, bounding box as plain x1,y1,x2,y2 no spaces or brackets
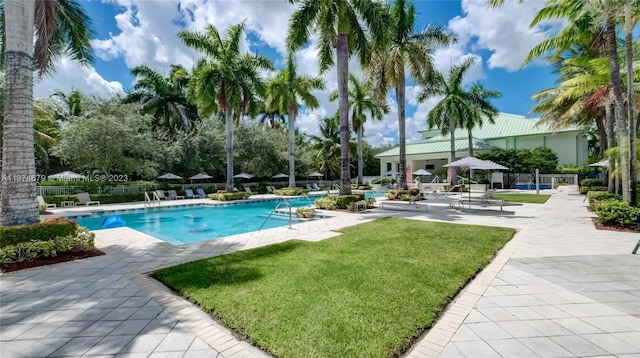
271,172,289,179
412,168,432,183
444,156,509,206
48,171,86,180
233,172,254,179
386,170,399,176
589,159,609,168
308,172,323,178
189,172,213,180
158,173,182,180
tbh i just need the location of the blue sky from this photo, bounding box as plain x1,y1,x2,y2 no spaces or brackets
34,0,564,147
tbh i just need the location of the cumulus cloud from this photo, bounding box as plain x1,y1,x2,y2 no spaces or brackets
34,59,123,98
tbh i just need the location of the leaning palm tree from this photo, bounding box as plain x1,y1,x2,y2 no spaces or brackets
125,64,199,133
287,0,388,195
1,0,94,225
366,0,455,189
329,74,388,185
180,23,273,192
418,57,479,185
265,53,325,188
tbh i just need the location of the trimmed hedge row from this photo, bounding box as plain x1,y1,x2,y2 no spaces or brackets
315,196,338,210
587,191,622,207
0,228,95,264
0,219,78,247
594,199,640,230
580,178,603,187
579,186,607,194
385,189,421,201
44,193,146,206
208,192,252,201
273,188,310,196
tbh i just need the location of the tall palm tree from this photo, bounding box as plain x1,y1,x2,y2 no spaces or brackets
1,0,94,225
464,83,501,158
180,23,273,191
266,53,325,188
125,64,199,133
287,0,388,195
418,57,479,185
329,74,388,185
51,88,84,119
366,0,454,190
308,115,341,180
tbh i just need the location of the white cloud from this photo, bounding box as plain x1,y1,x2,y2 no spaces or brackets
449,0,563,71
34,59,123,98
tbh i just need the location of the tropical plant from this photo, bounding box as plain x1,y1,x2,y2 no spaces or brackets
180,22,273,191
51,88,85,119
418,57,480,185
366,0,454,189
464,83,501,158
308,115,341,180
329,74,388,185
125,64,199,133
265,53,324,187
287,0,389,194
1,0,94,225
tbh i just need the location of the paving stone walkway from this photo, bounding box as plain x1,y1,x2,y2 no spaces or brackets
1,187,638,358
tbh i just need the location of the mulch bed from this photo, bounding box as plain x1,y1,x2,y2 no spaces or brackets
0,249,106,273
592,218,639,233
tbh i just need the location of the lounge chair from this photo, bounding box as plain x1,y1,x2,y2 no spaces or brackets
306,184,314,191
266,186,275,194
244,186,255,195
312,183,320,191
167,190,185,200
37,195,56,208
184,189,197,199
77,192,100,206
154,190,168,200
195,188,207,198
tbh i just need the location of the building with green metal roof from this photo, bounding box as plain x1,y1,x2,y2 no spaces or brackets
375,112,588,181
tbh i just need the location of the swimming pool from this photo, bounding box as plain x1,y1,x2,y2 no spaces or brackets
74,199,316,245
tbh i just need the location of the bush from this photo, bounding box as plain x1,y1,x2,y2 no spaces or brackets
587,191,622,207
273,188,309,196
315,196,338,210
594,199,640,230
38,204,48,214
357,185,371,190
579,186,607,194
296,207,314,218
385,189,421,201
0,219,78,247
44,193,146,207
336,195,363,209
370,177,395,185
0,228,95,264
208,192,251,201
580,178,603,187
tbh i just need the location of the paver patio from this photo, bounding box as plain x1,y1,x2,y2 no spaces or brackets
1,187,638,357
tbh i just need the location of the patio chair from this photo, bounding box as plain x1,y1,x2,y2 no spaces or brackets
306,184,314,191
167,190,185,200
37,195,56,208
266,186,276,194
312,183,320,191
154,190,168,200
184,189,197,199
244,186,255,195
77,192,100,206
195,188,207,198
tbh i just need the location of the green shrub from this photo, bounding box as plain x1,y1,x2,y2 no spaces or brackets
385,189,420,201
0,228,95,264
296,207,314,218
336,195,364,209
44,193,146,206
0,219,78,247
315,196,338,210
38,204,48,214
357,185,371,190
587,191,622,207
208,192,251,201
370,177,395,185
580,178,603,187
594,199,640,230
579,186,607,194
273,188,309,196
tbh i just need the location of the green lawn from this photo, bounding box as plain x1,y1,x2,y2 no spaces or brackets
152,218,515,358
493,193,551,204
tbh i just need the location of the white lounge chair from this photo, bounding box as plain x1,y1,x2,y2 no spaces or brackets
77,192,100,206
154,190,168,200
167,190,184,200
37,196,56,208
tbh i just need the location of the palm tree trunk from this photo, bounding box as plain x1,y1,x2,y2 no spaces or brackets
449,116,457,185
1,0,39,226
624,0,636,206
468,128,474,178
225,106,234,192
605,16,630,204
357,125,363,186
336,33,351,195
397,74,407,190
288,105,296,188
595,110,608,187
605,102,615,193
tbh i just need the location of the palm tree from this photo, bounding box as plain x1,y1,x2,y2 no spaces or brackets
180,23,273,192
366,0,454,190
265,53,324,188
418,57,480,185
125,64,199,133
329,74,388,185
51,88,84,119
464,83,500,158
287,0,388,195
1,0,94,225
308,115,341,180
33,100,59,175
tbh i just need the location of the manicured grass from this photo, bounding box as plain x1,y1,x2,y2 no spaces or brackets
493,193,551,204
152,218,515,358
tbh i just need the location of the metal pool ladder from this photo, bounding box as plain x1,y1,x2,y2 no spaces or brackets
259,197,293,230
144,192,161,207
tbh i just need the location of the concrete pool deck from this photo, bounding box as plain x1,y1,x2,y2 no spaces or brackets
1,186,638,357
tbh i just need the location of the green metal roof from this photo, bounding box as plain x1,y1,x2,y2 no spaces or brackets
376,138,496,158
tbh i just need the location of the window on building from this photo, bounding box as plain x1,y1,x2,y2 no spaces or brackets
425,164,435,170
387,163,392,171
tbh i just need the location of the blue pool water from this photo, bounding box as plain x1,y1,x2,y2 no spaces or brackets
74,199,313,245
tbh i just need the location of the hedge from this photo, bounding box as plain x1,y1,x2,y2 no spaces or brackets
579,186,607,194
594,199,640,230
580,178,603,187
273,188,309,196
587,191,622,207
208,192,251,201
336,195,363,209
0,228,95,264
0,218,78,247
315,196,338,210
44,193,146,206
385,189,421,200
